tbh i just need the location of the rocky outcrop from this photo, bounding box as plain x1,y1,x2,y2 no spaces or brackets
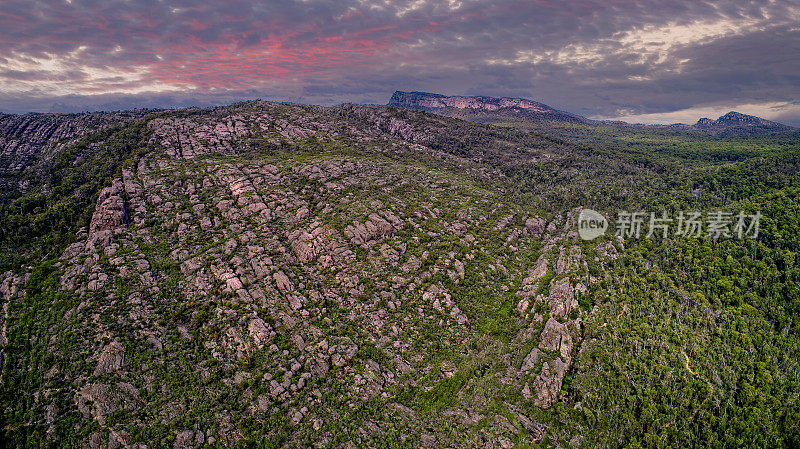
525,217,546,238
538,317,573,360
530,358,568,408
690,111,797,136
547,277,577,319
89,179,129,234
344,212,403,247
93,341,124,376
288,222,354,266
148,116,251,159
76,383,142,426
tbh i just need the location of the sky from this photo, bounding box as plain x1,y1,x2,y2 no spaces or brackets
1,0,798,125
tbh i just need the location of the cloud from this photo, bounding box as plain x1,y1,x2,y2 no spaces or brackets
592,101,800,127
0,0,797,125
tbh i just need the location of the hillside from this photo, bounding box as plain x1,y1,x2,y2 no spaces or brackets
0,101,798,448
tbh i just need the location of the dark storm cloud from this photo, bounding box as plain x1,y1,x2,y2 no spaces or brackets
0,0,797,124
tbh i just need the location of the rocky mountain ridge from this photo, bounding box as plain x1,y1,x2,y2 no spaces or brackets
388,91,587,124
690,111,796,136
389,91,562,114
388,91,798,137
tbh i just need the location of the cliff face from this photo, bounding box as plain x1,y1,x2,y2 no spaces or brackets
388,91,586,123
387,91,448,109
389,91,553,113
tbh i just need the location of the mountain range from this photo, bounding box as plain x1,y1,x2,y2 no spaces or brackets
388,91,799,137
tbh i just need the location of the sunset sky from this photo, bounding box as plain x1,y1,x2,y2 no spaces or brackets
1,0,798,125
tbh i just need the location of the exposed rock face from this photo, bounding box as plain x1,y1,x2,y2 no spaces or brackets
391,91,560,114
531,358,568,408
288,222,353,265
525,217,546,238
94,341,125,376
695,117,714,127
556,245,581,274
345,212,403,246
388,91,587,123
521,348,542,373
173,429,206,449
76,383,141,426
89,179,129,234
547,277,577,319
539,317,573,360
148,116,251,159
511,213,608,411
248,318,275,348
